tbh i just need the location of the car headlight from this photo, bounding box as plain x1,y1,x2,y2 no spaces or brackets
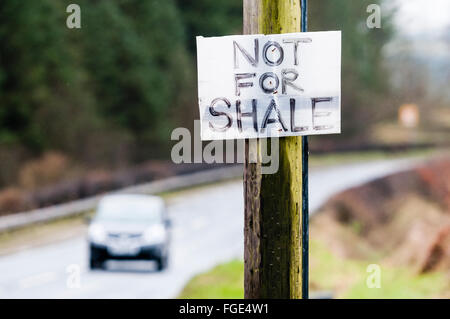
89,224,106,243
143,224,166,245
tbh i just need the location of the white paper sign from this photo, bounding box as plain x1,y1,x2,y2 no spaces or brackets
196,31,341,141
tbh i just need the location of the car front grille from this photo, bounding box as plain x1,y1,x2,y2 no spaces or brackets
107,232,142,239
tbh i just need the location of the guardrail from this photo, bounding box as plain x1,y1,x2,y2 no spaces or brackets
0,165,243,232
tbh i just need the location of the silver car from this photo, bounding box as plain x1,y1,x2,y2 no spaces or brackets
88,194,170,271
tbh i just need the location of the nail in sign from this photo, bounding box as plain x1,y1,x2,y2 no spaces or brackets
196,31,341,141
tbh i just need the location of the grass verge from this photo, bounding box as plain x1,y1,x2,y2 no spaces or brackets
178,260,244,299
177,239,448,299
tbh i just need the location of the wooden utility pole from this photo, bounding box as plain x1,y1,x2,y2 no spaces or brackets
243,0,308,299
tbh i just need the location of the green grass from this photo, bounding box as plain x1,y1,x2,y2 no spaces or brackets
0,213,90,256
178,260,244,299
178,240,448,299
344,267,447,299
309,240,448,299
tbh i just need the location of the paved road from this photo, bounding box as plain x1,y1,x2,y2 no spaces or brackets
0,158,419,298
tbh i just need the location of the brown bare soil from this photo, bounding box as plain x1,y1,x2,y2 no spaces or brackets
312,158,450,275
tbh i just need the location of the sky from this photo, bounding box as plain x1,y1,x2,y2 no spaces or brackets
395,0,450,36
392,0,449,95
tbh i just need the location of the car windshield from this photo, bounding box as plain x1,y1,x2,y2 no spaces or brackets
95,198,163,223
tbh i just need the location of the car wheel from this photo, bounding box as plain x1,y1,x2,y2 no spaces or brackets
89,258,104,270
89,246,105,270
156,256,168,271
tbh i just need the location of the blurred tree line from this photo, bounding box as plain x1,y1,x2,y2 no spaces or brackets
0,0,394,188
310,0,395,141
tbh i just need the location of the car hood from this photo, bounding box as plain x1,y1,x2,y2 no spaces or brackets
92,222,155,234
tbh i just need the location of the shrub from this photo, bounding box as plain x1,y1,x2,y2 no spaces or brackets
0,187,30,215
18,151,70,190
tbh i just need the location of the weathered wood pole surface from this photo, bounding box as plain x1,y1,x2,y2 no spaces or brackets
243,0,305,299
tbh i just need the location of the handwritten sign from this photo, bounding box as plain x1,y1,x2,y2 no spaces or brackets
196,31,341,141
